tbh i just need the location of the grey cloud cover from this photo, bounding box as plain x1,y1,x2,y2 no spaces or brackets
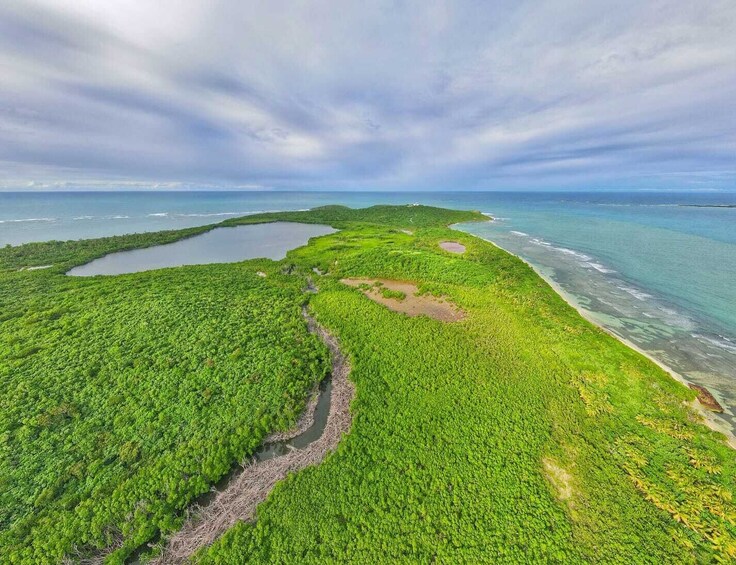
0,0,735,190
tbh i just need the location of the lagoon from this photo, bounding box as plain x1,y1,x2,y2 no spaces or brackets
67,221,336,276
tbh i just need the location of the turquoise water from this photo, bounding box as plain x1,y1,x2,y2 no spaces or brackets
3,190,736,429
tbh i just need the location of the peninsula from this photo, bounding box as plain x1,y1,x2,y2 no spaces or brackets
2,205,735,563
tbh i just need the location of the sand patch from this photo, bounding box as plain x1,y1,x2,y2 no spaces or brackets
543,457,574,503
439,241,466,254
341,278,465,322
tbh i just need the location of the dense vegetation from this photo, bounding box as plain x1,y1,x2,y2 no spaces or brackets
2,204,735,563
201,210,736,563
0,257,328,562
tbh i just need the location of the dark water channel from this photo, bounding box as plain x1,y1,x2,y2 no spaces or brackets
128,375,332,563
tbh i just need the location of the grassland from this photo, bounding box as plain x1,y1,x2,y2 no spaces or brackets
2,205,735,563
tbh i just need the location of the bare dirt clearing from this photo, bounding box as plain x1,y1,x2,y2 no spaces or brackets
341,278,465,322
439,241,466,254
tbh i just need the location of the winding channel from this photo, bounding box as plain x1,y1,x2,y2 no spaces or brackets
147,307,354,564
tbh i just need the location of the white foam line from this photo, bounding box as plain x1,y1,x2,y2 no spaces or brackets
692,333,736,354
586,262,616,274
553,246,592,261
618,285,653,301
176,212,243,218
0,217,56,224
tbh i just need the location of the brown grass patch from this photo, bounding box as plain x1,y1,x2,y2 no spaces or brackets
439,241,466,254
341,278,465,322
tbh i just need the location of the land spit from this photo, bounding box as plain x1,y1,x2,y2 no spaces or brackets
152,308,354,564
341,278,465,322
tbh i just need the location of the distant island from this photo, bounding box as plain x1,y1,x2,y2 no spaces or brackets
2,205,735,563
678,204,736,208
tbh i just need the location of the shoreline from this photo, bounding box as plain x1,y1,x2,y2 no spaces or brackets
456,226,736,450
545,269,736,450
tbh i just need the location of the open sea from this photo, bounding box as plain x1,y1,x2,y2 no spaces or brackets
2,190,736,431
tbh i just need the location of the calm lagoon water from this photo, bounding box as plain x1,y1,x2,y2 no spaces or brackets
4,189,736,430
67,222,336,276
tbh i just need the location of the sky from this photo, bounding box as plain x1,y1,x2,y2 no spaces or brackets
0,1,735,191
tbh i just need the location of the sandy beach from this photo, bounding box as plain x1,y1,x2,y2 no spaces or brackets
462,229,736,450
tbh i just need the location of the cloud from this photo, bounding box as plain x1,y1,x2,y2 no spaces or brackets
0,0,735,190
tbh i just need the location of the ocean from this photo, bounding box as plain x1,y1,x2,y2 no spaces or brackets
2,190,735,431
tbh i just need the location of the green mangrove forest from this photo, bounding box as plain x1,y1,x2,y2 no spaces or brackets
1,205,735,563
